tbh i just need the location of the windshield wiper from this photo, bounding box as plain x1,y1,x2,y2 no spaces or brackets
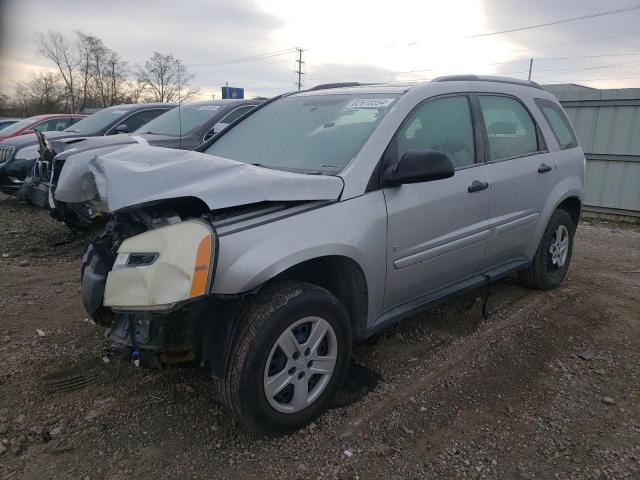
65,129,80,133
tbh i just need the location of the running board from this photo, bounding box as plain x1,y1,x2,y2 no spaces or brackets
364,260,529,338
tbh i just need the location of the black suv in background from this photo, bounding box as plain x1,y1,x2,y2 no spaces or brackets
0,103,174,195
32,99,263,229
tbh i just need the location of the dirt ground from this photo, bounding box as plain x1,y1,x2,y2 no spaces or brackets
0,194,638,480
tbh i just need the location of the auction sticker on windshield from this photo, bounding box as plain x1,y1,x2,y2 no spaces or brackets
344,98,395,109
198,106,221,111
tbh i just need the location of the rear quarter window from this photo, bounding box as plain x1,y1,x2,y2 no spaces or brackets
535,98,578,150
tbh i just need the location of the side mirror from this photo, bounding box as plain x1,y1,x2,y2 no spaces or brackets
383,150,455,187
113,124,129,134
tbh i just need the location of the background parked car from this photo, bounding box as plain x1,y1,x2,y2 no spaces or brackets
0,114,86,141
0,103,175,195
30,99,263,228
0,117,23,130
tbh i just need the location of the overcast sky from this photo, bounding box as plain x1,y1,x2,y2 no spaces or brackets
1,0,639,99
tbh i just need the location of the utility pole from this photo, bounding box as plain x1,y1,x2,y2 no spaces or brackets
528,58,533,80
295,48,305,90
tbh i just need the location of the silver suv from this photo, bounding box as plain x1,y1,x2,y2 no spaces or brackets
71,75,585,435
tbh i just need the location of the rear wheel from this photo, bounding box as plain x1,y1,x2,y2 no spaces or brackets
214,281,352,435
519,209,575,290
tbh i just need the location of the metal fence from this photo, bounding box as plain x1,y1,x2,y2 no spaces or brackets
546,85,640,217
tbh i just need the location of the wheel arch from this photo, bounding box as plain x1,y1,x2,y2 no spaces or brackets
204,253,370,379
263,255,369,339
556,195,582,230
528,181,583,260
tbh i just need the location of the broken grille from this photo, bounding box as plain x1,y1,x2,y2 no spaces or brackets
0,145,15,165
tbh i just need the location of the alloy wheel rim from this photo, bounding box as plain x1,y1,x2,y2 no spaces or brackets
263,316,337,414
548,224,569,268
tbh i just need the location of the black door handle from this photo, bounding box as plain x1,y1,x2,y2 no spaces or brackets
468,180,489,193
538,163,552,173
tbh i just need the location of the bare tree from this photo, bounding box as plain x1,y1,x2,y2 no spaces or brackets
36,31,79,112
14,71,65,116
136,52,199,102
0,92,9,116
76,31,99,110
122,78,147,104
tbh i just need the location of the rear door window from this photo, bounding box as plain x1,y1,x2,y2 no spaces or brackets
534,98,578,150
479,95,540,161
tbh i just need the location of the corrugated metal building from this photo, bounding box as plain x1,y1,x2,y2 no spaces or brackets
545,85,640,218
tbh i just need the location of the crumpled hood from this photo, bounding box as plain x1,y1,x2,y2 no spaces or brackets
49,134,140,161
55,144,344,212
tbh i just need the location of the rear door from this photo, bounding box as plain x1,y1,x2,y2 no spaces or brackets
383,94,492,309
476,94,556,267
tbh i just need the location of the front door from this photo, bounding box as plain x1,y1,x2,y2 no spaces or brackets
383,95,492,310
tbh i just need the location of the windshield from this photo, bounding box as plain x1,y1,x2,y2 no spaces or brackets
0,117,41,136
204,93,399,173
64,107,130,134
136,104,222,136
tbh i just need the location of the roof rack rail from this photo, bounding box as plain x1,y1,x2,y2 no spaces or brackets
308,82,367,91
432,74,543,90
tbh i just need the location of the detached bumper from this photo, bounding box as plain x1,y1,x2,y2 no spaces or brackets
105,302,211,365
82,241,215,365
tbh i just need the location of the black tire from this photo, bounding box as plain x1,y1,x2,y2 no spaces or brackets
214,281,352,436
518,209,575,290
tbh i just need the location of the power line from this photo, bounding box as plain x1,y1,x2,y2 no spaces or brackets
306,68,435,82
469,5,640,38
542,75,640,83
506,31,640,55
186,48,295,68
532,60,640,78
376,23,639,52
489,51,640,66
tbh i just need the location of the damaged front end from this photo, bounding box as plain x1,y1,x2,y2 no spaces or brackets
72,144,343,369
81,200,218,368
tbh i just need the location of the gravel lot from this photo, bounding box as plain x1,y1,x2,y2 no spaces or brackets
0,195,639,479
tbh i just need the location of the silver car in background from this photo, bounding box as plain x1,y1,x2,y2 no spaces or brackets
70,75,585,435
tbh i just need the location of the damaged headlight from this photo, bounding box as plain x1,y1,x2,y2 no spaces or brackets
104,220,215,309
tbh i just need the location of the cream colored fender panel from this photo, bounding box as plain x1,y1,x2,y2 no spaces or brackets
104,220,214,309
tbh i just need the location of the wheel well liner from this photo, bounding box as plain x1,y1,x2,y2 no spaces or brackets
557,196,582,229
266,256,369,338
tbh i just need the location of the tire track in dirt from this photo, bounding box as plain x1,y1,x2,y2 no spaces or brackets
340,291,551,437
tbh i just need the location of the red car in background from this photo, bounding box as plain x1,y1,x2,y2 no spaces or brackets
0,114,87,141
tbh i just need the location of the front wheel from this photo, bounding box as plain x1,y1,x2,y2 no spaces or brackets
215,281,352,435
519,208,575,290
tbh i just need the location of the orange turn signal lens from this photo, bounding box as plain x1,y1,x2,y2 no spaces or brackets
189,234,213,297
